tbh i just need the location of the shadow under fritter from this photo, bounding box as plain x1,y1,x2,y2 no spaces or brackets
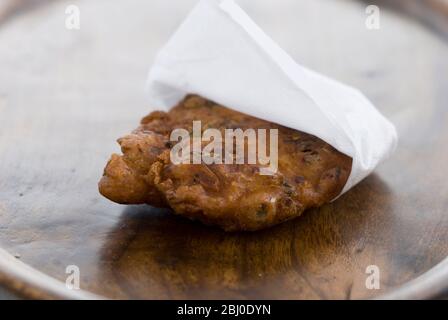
97,174,394,299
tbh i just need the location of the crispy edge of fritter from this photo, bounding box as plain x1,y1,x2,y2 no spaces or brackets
98,132,168,207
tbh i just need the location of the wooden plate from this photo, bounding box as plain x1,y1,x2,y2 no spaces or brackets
0,0,447,299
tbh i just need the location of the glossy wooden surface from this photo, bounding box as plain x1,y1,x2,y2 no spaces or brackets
0,0,447,299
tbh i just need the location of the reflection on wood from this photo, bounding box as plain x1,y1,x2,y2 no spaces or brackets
0,0,447,300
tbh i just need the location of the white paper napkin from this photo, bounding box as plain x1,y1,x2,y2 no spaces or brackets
146,0,398,197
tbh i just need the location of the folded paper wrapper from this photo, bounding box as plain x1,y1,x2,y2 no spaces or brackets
146,0,398,198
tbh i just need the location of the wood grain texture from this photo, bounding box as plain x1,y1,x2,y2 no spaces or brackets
0,0,447,299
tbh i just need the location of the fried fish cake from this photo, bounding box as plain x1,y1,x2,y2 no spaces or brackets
99,95,352,231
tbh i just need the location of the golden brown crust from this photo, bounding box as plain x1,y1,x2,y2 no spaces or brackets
99,95,352,231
